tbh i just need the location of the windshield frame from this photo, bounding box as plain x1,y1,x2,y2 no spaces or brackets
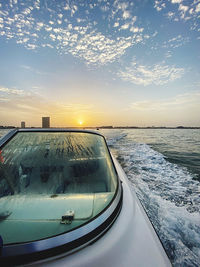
0,128,122,265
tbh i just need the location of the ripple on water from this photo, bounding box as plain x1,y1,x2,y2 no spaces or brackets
103,130,200,266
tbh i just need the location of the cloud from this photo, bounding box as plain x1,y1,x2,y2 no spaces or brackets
53,26,140,65
69,4,78,17
114,22,119,27
179,4,189,13
122,10,130,19
129,91,200,112
195,3,200,13
154,0,200,32
0,97,9,102
163,35,190,49
171,0,182,4
26,43,37,49
130,26,144,33
0,86,24,95
120,23,129,30
165,50,172,58
0,1,147,65
124,91,200,126
20,65,32,70
45,26,52,32
58,14,63,19
49,33,56,41
0,90,47,116
20,65,50,75
0,85,99,126
36,22,44,29
117,60,184,86
167,11,175,18
100,5,110,12
154,1,166,12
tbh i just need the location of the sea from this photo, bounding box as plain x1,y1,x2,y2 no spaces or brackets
0,128,200,266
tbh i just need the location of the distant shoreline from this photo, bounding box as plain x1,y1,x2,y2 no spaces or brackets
0,126,200,130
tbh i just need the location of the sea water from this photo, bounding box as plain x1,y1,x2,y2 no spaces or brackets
101,129,200,267
0,129,200,266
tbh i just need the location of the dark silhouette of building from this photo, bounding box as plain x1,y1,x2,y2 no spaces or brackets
21,121,25,128
42,117,50,128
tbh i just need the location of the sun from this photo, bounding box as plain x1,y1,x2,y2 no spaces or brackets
78,120,84,126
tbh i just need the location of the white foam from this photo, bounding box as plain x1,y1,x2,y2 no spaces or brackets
104,130,200,266
100,129,127,146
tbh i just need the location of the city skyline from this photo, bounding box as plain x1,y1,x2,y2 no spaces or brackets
0,0,200,127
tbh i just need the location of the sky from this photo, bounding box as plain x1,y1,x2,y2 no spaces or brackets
0,0,200,127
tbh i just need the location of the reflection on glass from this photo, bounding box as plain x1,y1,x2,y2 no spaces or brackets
0,132,118,244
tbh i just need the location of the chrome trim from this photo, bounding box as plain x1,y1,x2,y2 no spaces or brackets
0,129,18,147
18,128,103,137
0,129,122,262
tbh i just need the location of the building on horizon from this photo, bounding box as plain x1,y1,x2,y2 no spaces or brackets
21,121,25,128
42,117,50,128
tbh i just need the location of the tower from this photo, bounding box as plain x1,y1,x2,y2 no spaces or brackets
21,121,25,128
42,117,50,128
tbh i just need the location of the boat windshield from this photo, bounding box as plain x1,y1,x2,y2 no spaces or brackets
0,131,118,245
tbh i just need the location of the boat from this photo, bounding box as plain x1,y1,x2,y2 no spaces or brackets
0,128,171,266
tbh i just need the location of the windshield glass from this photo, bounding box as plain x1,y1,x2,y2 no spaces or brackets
0,131,118,244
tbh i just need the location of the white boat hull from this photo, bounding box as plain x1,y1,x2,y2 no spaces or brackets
30,156,171,267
